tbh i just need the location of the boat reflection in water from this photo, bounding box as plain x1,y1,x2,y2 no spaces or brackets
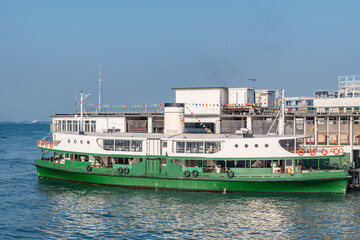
34,179,353,239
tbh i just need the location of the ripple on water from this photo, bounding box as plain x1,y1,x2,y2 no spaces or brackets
26,183,360,239
1,123,360,239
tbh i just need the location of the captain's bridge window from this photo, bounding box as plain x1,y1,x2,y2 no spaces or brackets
174,141,221,154
99,139,143,152
53,120,96,133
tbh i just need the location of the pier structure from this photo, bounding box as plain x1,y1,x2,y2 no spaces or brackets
50,75,360,168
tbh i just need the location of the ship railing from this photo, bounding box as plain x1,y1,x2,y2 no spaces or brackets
81,106,164,115
221,106,360,115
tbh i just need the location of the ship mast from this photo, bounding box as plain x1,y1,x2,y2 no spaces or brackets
277,89,285,135
98,65,102,113
75,93,78,113
80,91,90,132
80,91,83,131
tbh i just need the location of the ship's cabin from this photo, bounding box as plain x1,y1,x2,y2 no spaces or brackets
41,149,345,177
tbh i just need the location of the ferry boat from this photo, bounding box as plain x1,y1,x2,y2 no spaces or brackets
34,94,350,194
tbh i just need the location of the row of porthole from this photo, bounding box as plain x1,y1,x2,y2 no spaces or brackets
68,139,90,145
235,144,269,148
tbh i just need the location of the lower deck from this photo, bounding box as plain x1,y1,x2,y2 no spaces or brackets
35,151,351,194
40,150,349,176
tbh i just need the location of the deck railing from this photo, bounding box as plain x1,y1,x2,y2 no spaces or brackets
82,106,164,115
69,104,360,116
222,106,360,116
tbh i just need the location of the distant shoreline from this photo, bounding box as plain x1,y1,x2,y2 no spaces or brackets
0,121,51,124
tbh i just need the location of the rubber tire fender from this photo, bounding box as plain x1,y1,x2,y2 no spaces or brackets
192,170,199,177
124,167,130,174
227,170,234,178
117,167,123,174
183,170,190,177
86,165,93,172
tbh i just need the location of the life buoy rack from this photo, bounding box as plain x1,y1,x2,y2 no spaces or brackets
333,148,340,155
183,170,190,177
310,148,317,156
297,149,305,156
192,170,199,177
321,149,328,155
286,167,293,173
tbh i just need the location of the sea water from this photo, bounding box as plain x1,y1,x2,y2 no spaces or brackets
1,123,360,239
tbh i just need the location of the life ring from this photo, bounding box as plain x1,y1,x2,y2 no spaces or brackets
297,149,305,156
321,149,328,155
310,149,317,156
37,141,40,147
117,167,123,174
339,148,344,152
227,170,234,178
286,167,293,173
41,142,44,147
333,148,340,155
192,170,199,177
49,143,53,149
124,167,130,174
183,170,190,177
86,165,93,172
45,142,48,148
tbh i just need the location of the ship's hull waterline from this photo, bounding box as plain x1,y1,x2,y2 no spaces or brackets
35,160,349,194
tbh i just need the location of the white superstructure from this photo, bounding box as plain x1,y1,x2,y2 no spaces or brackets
174,87,228,115
50,131,342,160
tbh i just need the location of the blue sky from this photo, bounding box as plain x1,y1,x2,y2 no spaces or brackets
1,0,360,121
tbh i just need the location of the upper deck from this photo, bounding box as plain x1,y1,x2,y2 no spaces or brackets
45,130,342,160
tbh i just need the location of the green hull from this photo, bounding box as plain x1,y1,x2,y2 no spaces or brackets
35,160,349,194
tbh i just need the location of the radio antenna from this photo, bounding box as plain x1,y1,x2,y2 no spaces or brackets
98,65,102,113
